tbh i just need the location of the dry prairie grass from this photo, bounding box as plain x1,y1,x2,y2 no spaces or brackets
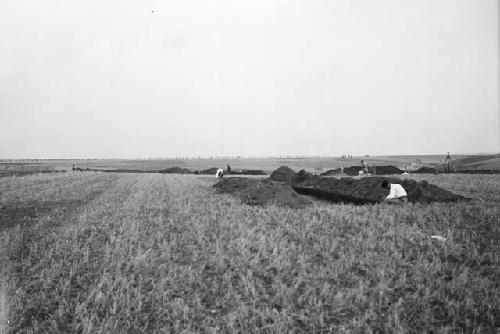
0,173,498,333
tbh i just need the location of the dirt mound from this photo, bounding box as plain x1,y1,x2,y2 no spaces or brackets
228,169,266,175
293,176,467,205
291,170,315,185
214,178,311,208
413,167,438,174
160,167,193,174
321,165,403,176
343,166,364,176
321,168,342,176
197,167,219,175
269,166,296,182
373,165,404,175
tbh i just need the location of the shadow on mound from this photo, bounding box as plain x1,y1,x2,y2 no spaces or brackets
293,176,467,204
213,178,311,208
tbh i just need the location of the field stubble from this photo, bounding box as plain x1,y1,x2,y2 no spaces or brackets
0,173,499,333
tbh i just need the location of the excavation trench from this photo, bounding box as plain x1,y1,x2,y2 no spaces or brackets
215,167,467,207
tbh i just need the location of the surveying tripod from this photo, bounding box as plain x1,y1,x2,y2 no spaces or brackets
443,152,456,173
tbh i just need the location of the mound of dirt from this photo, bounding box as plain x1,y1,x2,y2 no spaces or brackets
321,168,343,176
269,166,296,182
197,167,219,175
336,165,404,176
373,165,404,175
160,167,193,174
214,178,311,208
343,166,364,176
293,176,467,205
291,170,315,185
412,167,438,174
228,169,266,175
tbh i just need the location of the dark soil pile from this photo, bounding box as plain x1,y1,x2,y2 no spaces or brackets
197,167,219,175
228,169,266,175
333,165,404,176
373,165,404,175
343,166,364,176
269,166,296,182
293,176,467,205
412,167,438,174
214,178,311,208
290,170,315,185
160,167,193,174
321,168,342,176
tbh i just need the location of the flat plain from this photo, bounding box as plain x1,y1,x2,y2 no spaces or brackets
0,171,499,333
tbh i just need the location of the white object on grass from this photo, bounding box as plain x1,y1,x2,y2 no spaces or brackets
430,235,447,242
215,168,224,178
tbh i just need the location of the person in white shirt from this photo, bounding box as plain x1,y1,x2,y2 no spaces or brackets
215,168,224,178
382,180,408,203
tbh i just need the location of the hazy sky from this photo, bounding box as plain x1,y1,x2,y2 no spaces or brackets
0,0,498,158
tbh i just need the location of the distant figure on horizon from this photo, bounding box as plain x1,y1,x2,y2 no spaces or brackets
382,180,408,203
227,164,231,173
216,168,224,178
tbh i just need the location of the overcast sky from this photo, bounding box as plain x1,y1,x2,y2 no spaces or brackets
0,0,498,158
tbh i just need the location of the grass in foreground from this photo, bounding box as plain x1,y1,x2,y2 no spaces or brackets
0,173,499,333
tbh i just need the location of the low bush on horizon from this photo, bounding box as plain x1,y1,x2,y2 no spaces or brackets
0,173,499,333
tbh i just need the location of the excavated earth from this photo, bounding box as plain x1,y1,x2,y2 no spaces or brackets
196,167,219,175
412,167,438,174
214,167,468,206
195,168,266,175
160,167,193,174
227,169,266,175
321,165,403,176
269,166,296,182
213,178,311,208
293,176,467,204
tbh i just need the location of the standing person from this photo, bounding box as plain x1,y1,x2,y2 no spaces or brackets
359,160,369,175
215,168,224,178
381,180,408,203
227,164,231,173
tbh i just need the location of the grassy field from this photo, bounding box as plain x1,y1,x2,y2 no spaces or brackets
0,172,499,333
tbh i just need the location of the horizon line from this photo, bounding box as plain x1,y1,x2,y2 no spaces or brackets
1,152,498,161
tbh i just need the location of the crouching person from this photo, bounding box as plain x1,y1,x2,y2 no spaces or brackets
215,168,224,178
382,180,408,203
